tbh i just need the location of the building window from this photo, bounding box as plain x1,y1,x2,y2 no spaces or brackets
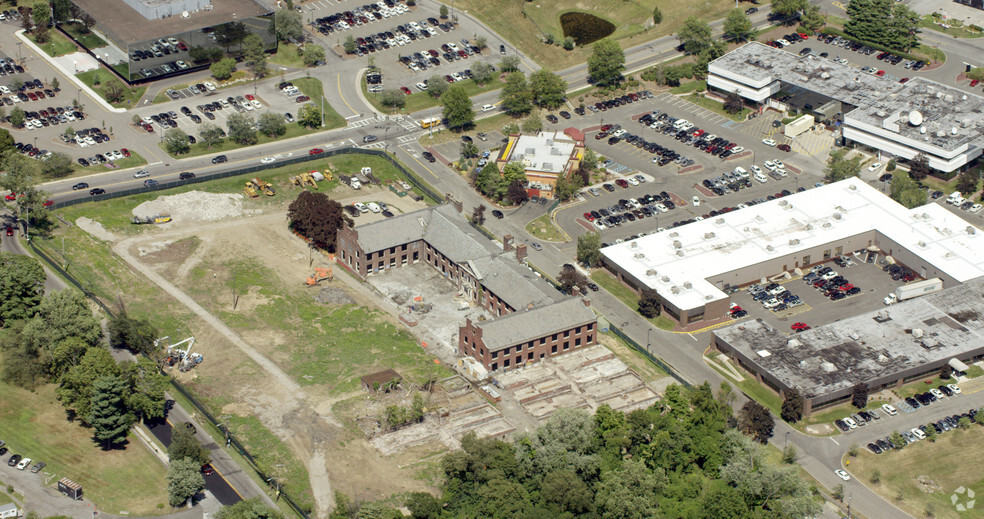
402,244,408,251
540,338,546,345
551,345,558,353
803,254,811,265
835,246,843,256
492,351,499,359
587,323,594,331
564,330,570,338
687,310,705,323
552,333,558,341
528,352,534,360
504,358,511,368
563,342,570,350
575,338,582,346
823,249,831,260
491,363,498,370
413,252,419,262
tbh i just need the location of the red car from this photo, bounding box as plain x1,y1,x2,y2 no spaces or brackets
401,86,412,95
615,179,629,188
121,148,130,157
876,70,886,77
309,148,324,155
43,200,54,207
4,193,17,201
245,94,255,101
177,42,187,51
791,322,810,331
798,33,808,40
583,212,594,221
777,144,792,152
5,226,12,236
201,463,214,476
972,79,980,87
27,92,37,101
142,124,154,132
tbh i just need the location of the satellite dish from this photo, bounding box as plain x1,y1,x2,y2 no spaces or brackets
181,10,190,17
909,110,923,126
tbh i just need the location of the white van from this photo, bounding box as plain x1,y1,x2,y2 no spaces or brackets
947,191,964,205
366,202,381,213
754,172,768,183
733,166,749,180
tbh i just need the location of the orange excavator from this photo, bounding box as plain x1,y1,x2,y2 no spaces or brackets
305,267,333,286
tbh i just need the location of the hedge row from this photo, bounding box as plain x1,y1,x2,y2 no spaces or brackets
818,27,927,64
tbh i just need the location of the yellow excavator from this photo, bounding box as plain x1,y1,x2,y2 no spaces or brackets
252,177,276,196
290,171,319,190
244,181,259,198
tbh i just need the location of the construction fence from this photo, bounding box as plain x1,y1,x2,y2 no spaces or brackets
609,324,692,389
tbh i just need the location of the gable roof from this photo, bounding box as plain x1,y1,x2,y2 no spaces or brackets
478,298,597,352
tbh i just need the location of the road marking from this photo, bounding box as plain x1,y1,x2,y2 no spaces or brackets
405,149,440,179
830,437,840,445
688,333,697,341
142,146,163,162
336,74,358,117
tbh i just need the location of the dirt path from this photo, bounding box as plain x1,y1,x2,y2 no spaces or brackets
111,215,337,514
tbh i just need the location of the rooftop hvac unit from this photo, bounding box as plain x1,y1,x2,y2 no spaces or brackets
550,147,561,155
788,338,801,348
676,250,685,257
630,241,638,248
952,127,959,135
524,148,535,155
633,253,644,259
669,231,679,238
849,184,858,191
823,222,832,228
716,218,726,225
918,241,927,248
920,126,927,134
645,269,657,277
789,238,800,246
683,281,692,289
806,224,814,230
849,332,860,340
912,328,924,338
779,200,789,206
673,240,682,249
766,245,775,252
661,276,670,282
671,286,681,294
703,232,716,240
832,213,842,220
820,361,837,372
967,226,976,235
542,162,554,170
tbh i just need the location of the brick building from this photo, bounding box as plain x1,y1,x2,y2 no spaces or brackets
335,204,599,371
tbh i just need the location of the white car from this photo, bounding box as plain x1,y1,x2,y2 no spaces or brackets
251,100,262,109
416,82,428,91
593,220,607,230
762,138,777,147
835,469,851,481
627,177,639,186
692,196,700,207
948,383,961,394
0,85,8,94
261,157,275,164
133,170,151,178
763,160,777,171
366,202,381,213
353,202,368,213
750,165,763,175
971,203,983,213
867,162,882,172
773,160,785,170
481,104,495,112
204,82,216,91
911,428,926,440
654,203,668,213
881,403,898,416
843,417,858,429
16,458,31,470
176,60,189,69
930,388,944,399
731,146,744,153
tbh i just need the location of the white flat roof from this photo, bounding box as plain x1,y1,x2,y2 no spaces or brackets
508,131,575,174
601,178,984,311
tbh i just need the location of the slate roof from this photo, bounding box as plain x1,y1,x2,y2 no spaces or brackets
478,298,597,352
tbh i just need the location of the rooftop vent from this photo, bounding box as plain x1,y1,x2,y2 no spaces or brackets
823,222,832,229
909,110,923,126
788,338,801,348
952,127,959,135
937,130,946,138
633,253,644,259
789,238,800,246
703,232,716,240
756,350,772,358
820,361,837,373
645,269,657,277
849,184,858,191
779,199,789,206
766,245,775,252
673,240,682,249
806,224,814,230
630,241,638,248
849,332,860,341
683,281,692,289
669,232,679,238
967,226,976,235
676,250,685,257
918,240,927,248
833,212,842,220
920,126,927,134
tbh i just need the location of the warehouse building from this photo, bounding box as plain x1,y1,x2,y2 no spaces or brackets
712,277,984,415
708,42,984,173
336,204,598,371
600,178,984,326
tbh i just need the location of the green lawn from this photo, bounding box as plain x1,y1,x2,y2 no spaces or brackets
161,121,325,158
151,84,190,105
362,76,505,114
682,94,750,121
919,16,984,39
850,425,984,519
418,113,512,146
601,332,669,383
32,30,77,57
61,22,108,49
590,270,674,330
70,150,147,176
669,80,706,95
525,213,567,242
917,44,947,64
268,44,306,68
892,377,958,400
293,77,345,129
76,68,146,110
0,382,169,515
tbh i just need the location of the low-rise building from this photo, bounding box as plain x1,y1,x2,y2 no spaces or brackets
496,130,585,198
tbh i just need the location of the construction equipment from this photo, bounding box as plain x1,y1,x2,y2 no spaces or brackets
131,213,172,224
156,336,204,371
244,181,259,198
305,267,333,286
290,171,319,189
252,177,275,196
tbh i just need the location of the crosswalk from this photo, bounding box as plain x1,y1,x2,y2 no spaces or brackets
397,134,419,144
361,142,387,149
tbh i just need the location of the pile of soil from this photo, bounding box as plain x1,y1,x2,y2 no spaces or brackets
132,191,252,222
314,286,355,306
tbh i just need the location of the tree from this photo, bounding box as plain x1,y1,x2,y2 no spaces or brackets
297,103,322,129
168,424,211,465
507,180,528,205
380,88,406,110
441,84,474,131
852,382,868,409
301,44,326,67
801,5,826,32
738,400,774,443
163,128,190,155
940,363,953,380
499,72,532,115
104,79,126,103
471,61,494,85
460,140,479,159
9,106,25,128
652,6,663,25
562,36,575,50
924,423,937,442
832,484,845,501
587,38,625,86
594,460,664,519
405,493,441,519
287,191,352,251
0,253,44,327
168,457,205,507
80,12,96,32
274,8,303,42
554,173,583,202
529,70,567,109
824,149,863,182
474,36,487,50
577,232,601,267
503,122,520,135
439,4,448,18
475,161,505,199
199,122,224,148
955,171,980,196
0,152,39,195
908,153,931,181
890,171,926,209
426,75,449,98
257,111,287,137
215,498,285,519
638,289,662,318
343,35,357,54
108,310,158,355
521,114,542,134
781,388,804,423
31,0,50,35
123,357,168,421
90,374,136,449
678,16,714,55
557,264,587,294
227,112,257,146
471,204,486,225
499,55,521,73
772,0,809,19
210,57,237,80
889,430,906,449
39,151,73,178
52,0,70,21
242,34,267,77
723,91,744,114
723,9,754,42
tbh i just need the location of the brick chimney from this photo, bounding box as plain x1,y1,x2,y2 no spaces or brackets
515,243,527,263
581,297,591,307
503,234,514,252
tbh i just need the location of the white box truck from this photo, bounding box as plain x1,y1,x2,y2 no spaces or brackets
884,278,943,305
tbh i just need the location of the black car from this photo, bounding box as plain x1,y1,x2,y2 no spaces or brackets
745,7,758,14
461,135,473,143
144,179,159,187
72,182,89,190
559,111,571,119
499,44,506,55
179,172,195,180
76,158,89,167
602,183,616,192
546,114,558,123
867,443,882,454
905,397,920,409
7,454,21,467
421,151,436,163
89,188,105,196
491,209,504,219
211,155,227,164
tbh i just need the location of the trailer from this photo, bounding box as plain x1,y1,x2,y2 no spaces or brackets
784,114,814,139
58,477,83,500
884,278,942,305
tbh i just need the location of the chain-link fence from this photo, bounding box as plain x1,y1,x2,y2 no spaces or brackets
609,324,692,389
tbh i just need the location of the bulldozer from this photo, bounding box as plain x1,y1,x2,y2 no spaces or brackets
244,181,259,198
252,177,276,197
131,213,172,224
290,171,319,190
304,267,333,286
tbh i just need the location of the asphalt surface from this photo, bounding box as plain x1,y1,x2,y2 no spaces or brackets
146,414,241,507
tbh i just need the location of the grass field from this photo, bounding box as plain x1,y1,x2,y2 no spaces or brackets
418,113,512,146
161,121,325,159
892,377,958,400
451,0,744,70
70,150,147,176
0,381,169,515
361,75,505,114
919,16,984,39
76,68,146,110
293,77,346,129
683,94,751,121
525,213,567,242
850,426,984,519
589,270,675,330
268,44,306,68
600,332,668,383
61,22,108,49
32,30,77,57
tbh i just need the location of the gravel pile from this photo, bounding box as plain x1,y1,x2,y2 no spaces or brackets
132,191,249,222
314,287,355,306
